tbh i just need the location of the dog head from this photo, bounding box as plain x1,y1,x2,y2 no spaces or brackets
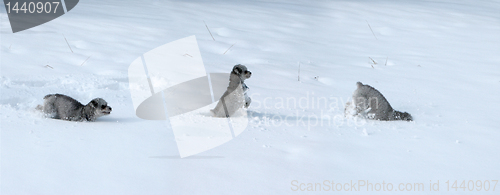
90,98,112,116
232,64,251,80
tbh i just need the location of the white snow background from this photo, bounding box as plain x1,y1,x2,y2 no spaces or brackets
1,0,499,194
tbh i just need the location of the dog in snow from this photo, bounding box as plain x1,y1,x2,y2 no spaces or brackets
37,94,112,122
345,82,412,121
211,64,251,117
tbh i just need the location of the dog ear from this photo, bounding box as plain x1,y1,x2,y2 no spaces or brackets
90,99,99,108
233,66,242,75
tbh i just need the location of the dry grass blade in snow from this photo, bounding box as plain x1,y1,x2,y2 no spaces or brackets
298,62,301,82
80,55,92,66
203,21,215,41
223,43,236,54
366,20,378,40
62,34,74,53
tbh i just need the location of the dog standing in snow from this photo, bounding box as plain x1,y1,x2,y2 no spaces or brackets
345,82,412,121
211,64,251,117
37,94,112,122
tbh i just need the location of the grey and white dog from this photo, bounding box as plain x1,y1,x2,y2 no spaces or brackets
345,82,412,121
211,64,252,117
37,94,112,122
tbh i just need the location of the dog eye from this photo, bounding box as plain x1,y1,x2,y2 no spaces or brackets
101,105,106,109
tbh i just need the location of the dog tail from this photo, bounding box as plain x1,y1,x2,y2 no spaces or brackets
35,105,43,111
393,110,413,121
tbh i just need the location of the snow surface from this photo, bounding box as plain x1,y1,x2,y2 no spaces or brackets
1,0,500,194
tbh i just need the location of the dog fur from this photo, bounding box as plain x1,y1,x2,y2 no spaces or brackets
211,64,251,117
345,82,412,121
37,94,112,122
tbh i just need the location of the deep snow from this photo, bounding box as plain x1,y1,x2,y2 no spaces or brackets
1,0,499,194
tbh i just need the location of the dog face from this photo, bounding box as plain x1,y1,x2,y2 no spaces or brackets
232,64,251,80
90,98,112,116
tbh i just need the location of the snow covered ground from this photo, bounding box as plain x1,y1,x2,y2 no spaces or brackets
1,0,499,194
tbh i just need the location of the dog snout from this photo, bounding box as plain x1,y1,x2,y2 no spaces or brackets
108,107,112,111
